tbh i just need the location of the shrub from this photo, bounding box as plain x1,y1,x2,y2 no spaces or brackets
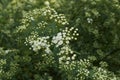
0,0,120,80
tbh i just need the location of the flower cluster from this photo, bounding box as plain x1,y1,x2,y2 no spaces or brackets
18,7,76,56
52,32,63,47
16,6,68,34
22,9,41,24
42,7,69,25
25,26,79,53
52,27,79,47
26,34,51,53
58,45,75,64
62,27,79,42
92,67,117,80
59,59,90,80
87,17,93,24
0,48,18,79
37,21,48,29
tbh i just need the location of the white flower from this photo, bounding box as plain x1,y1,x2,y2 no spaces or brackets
57,32,62,36
44,1,50,6
71,55,75,60
66,41,69,44
87,18,93,23
52,32,63,47
58,40,63,46
30,17,34,20
45,48,51,54
52,36,58,44
66,61,69,64
67,57,70,60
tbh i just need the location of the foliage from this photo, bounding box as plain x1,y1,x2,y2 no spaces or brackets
0,0,120,80
60,0,120,74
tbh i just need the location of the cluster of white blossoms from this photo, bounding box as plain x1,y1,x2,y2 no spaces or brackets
30,37,50,53
79,59,91,68
52,32,63,47
25,32,51,53
42,7,69,25
0,48,19,79
76,68,89,80
25,26,79,53
16,7,68,33
59,59,90,80
37,21,47,29
0,59,6,69
52,27,79,47
92,67,117,80
62,27,79,41
15,24,29,33
22,9,41,24
20,6,79,55
58,45,75,64
56,27,79,64
51,27,79,64
54,14,69,25
87,17,93,23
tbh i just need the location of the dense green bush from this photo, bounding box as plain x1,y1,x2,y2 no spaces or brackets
0,0,120,80
60,0,120,74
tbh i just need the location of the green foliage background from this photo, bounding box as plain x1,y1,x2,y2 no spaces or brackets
0,0,120,80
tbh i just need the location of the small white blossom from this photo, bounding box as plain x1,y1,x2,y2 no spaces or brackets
44,1,50,6
52,32,63,47
45,48,51,54
87,18,93,23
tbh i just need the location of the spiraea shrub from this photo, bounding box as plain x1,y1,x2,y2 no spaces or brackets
0,1,119,80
